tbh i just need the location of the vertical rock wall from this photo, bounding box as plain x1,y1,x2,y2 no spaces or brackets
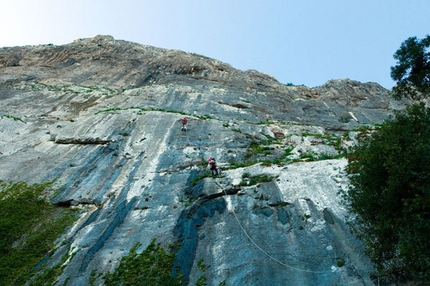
0,36,405,285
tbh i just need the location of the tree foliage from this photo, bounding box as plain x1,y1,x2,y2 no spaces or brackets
345,103,430,282
390,35,430,100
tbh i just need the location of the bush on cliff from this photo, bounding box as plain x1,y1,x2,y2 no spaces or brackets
0,181,77,285
104,239,182,285
344,103,430,282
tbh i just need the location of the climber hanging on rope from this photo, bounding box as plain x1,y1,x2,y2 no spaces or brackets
181,117,188,132
208,157,218,176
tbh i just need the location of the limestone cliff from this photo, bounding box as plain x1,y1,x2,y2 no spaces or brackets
0,35,405,285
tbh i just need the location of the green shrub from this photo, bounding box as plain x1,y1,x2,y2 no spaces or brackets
195,259,207,286
239,181,248,186
344,103,430,282
228,161,258,169
317,153,343,160
190,173,213,186
245,141,273,158
0,181,77,285
248,175,275,186
282,146,294,158
104,239,182,285
298,152,317,161
31,247,76,286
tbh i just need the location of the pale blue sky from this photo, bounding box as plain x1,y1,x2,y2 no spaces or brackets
1,0,429,88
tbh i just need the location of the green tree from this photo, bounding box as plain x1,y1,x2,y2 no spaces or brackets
390,35,430,100
345,103,430,282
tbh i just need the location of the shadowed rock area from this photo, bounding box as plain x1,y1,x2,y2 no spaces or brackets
0,35,407,285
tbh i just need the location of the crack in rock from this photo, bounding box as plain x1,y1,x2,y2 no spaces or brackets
54,137,112,145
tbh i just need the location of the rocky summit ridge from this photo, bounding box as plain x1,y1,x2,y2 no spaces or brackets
0,35,406,285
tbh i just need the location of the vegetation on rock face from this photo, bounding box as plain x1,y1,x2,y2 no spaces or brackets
240,173,276,186
104,239,182,285
24,82,118,96
0,181,78,285
0,114,25,123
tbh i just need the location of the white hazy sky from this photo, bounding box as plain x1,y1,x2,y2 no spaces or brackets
1,1,429,89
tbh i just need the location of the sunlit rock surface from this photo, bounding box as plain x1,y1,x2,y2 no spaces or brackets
0,35,406,285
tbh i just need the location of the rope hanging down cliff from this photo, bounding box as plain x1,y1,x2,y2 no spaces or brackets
220,185,331,274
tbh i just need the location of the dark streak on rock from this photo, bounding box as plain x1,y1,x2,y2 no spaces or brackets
55,138,112,145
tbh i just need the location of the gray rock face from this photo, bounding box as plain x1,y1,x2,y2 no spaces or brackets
0,35,405,285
